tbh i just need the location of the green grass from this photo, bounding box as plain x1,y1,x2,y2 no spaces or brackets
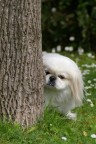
0,52,96,144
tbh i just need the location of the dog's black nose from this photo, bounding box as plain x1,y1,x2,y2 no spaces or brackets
50,76,56,82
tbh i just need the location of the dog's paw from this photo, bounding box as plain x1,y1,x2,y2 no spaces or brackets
66,111,77,121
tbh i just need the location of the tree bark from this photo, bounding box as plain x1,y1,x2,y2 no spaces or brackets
0,0,44,127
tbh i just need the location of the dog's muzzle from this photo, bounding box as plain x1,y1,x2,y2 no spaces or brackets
47,76,56,87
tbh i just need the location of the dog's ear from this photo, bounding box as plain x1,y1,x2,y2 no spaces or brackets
69,72,84,106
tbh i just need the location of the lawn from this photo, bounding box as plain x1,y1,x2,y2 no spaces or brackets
0,52,96,144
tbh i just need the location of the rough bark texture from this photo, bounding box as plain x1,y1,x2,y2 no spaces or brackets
0,0,44,127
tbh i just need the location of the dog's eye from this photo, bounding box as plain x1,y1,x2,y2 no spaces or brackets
45,71,50,75
58,75,65,79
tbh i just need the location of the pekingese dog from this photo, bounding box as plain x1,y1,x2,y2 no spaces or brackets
43,52,84,120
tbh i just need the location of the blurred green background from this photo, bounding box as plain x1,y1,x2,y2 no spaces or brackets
42,0,96,52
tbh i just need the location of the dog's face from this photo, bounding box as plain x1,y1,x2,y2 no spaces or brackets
43,52,76,90
45,69,69,90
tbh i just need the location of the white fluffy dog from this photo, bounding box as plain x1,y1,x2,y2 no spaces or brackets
43,52,84,120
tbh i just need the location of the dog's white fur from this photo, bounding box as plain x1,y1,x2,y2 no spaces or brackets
43,53,84,120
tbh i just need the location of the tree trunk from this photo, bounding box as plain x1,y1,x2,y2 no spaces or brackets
0,0,44,127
